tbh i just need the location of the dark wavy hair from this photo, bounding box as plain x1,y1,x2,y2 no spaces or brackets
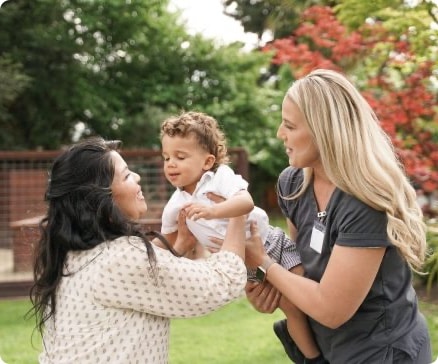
29,137,156,334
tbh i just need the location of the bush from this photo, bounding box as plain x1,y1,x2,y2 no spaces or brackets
417,220,438,293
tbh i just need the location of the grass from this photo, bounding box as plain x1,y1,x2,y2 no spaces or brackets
0,297,287,364
0,297,437,363
0,299,41,363
169,298,287,364
421,300,438,357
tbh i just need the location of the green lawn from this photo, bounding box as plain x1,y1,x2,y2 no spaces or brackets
0,297,436,363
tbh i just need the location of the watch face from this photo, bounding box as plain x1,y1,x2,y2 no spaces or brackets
255,266,266,283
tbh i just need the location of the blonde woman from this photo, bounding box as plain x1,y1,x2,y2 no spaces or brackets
245,69,431,363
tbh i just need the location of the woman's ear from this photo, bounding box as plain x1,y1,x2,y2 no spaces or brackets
203,154,216,171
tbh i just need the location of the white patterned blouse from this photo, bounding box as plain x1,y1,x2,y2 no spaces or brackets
39,236,246,364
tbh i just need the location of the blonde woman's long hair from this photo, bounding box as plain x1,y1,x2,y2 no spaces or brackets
285,69,427,271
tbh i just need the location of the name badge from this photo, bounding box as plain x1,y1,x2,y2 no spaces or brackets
310,220,325,254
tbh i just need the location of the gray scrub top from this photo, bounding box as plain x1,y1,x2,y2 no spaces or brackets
277,167,430,363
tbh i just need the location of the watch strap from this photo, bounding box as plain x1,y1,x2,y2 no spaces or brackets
261,256,275,272
256,256,275,282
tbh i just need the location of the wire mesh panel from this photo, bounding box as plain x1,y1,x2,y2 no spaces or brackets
0,153,54,250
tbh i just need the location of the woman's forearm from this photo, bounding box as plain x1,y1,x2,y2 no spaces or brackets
221,216,246,259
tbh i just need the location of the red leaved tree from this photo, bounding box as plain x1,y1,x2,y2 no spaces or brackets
264,5,438,200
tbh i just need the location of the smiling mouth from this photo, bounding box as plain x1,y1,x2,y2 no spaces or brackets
167,173,179,180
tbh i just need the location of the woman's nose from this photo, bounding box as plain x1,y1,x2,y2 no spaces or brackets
134,172,141,182
276,125,284,140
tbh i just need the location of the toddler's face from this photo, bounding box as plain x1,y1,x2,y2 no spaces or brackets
161,134,215,194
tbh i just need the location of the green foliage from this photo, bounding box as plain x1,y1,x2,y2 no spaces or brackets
335,0,403,29
420,301,438,357
1,0,436,184
420,223,438,293
0,56,30,107
0,0,283,181
0,56,31,147
335,0,438,67
223,0,334,39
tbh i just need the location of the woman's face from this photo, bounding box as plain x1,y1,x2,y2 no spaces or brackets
110,151,147,220
277,96,320,168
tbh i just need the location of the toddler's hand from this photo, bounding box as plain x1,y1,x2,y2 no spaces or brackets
184,203,216,220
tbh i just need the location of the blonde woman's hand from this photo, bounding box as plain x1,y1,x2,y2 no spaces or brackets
245,221,268,268
245,281,281,313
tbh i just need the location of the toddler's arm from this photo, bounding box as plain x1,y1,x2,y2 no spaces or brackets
185,190,254,220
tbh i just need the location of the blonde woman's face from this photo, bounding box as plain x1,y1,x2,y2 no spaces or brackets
277,96,320,168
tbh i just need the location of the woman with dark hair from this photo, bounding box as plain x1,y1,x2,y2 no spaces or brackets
30,137,247,363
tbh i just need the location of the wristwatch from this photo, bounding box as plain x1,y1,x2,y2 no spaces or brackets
255,256,275,283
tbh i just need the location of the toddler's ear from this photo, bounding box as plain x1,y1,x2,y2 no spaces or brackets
203,154,216,170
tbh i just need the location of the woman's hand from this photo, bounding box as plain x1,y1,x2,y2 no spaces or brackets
207,236,223,253
245,281,281,313
173,210,198,255
245,221,269,268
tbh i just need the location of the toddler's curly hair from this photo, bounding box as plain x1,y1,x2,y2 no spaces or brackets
160,111,229,171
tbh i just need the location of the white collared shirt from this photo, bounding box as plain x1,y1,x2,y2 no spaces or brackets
161,164,269,247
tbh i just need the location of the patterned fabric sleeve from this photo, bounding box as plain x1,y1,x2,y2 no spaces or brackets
265,226,301,269
247,225,301,280
93,237,246,318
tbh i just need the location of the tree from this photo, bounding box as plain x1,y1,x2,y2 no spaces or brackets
222,0,337,40
0,0,273,155
1,0,176,149
335,0,438,193
262,4,438,192
0,56,31,146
